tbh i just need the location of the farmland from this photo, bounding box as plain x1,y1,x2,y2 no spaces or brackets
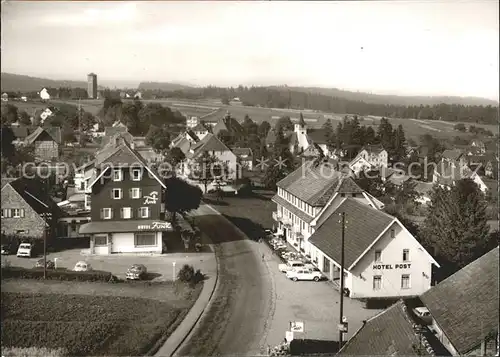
4,97,498,142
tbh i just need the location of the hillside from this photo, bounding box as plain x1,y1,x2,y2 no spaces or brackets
0,73,92,92
138,81,196,91
285,86,498,106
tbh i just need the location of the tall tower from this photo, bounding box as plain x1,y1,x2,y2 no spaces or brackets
87,73,98,99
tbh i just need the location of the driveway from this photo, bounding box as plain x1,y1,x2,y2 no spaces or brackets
2,248,215,282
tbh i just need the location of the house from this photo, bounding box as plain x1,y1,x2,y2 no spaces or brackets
2,93,8,101
353,144,388,168
307,198,439,299
211,111,244,137
79,140,172,255
39,108,53,123
420,247,499,356
265,123,311,155
182,133,238,180
233,148,253,170
23,126,61,161
170,130,200,155
301,143,325,159
414,181,434,205
433,149,489,192
306,128,337,158
20,96,27,102
348,155,374,175
466,154,498,179
470,139,486,155
191,122,209,140
39,87,53,100
272,161,384,256
186,116,199,128
134,91,142,99
338,300,439,356
1,177,62,238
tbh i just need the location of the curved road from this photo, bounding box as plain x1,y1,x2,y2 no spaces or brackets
177,205,274,356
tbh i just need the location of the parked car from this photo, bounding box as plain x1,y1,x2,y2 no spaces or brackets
16,243,32,258
286,268,323,282
278,260,306,273
73,261,92,272
1,244,12,255
34,259,55,269
413,307,432,325
126,264,148,280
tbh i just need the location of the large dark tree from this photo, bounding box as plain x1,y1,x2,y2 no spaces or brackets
321,119,335,149
422,179,492,279
164,177,203,222
258,121,271,138
275,116,294,132
393,124,407,162
146,125,171,154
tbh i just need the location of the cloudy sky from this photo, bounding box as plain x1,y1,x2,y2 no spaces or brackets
1,1,498,99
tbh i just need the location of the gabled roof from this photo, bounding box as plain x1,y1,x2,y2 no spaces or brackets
441,149,464,161
104,125,128,137
187,133,231,159
232,147,253,157
24,127,61,145
212,111,244,136
277,162,363,206
360,144,386,155
302,143,324,157
192,123,208,132
88,141,166,189
309,198,395,268
2,177,62,216
420,246,499,355
339,300,434,356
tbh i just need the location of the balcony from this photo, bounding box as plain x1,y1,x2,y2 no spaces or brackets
272,211,282,221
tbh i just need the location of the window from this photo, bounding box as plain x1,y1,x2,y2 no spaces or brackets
373,276,382,290
112,188,122,199
341,193,345,197
12,209,24,218
94,235,108,246
139,207,150,218
132,168,142,181
101,208,112,220
80,181,85,191
390,229,395,238
135,233,157,247
403,249,410,262
374,250,382,262
113,169,122,181
121,207,132,219
401,274,410,289
130,188,141,199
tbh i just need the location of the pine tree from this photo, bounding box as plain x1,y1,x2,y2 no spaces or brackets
393,124,407,162
322,119,335,149
422,179,491,278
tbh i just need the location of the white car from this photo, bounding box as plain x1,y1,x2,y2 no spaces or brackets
413,307,432,324
278,260,305,273
73,261,92,272
286,268,323,282
16,243,32,258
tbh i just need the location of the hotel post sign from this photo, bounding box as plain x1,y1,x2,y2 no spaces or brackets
372,263,411,270
137,222,172,231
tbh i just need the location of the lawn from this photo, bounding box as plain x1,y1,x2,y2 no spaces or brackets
203,190,276,240
1,280,202,356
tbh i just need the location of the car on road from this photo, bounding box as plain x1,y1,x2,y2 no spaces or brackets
1,244,13,255
126,264,148,280
34,259,55,269
286,268,323,282
413,307,432,325
73,261,92,272
279,260,306,273
16,243,33,258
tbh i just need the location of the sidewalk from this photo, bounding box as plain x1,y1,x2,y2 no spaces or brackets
154,211,219,357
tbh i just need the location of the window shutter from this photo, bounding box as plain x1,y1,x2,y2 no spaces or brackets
110,209,114,219
120,208,124,218
100,209,104,219
137,208,141,218
129,188,132,198
111,190,114,199
139,188,142,197
20,209,25,218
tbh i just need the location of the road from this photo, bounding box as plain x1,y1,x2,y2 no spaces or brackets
177,205,273,356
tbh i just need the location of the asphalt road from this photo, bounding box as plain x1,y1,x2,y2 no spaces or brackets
177,205,273,356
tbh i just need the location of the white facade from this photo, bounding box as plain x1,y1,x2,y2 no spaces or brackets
186,116,199,128
310,220,437,299
294,124,310,152
91,231,163,255
356,148,388,168
39,88,51,100
349,156,373,175
194,128,209,140
184,149,238,180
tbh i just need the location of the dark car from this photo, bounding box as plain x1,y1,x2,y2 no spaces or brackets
34,259,55,269
126,264,148,280
1,244,12,255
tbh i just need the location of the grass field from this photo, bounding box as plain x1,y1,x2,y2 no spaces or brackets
1,280,202,356
8,98,497,142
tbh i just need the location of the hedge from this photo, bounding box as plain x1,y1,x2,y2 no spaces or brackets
1,267,117,282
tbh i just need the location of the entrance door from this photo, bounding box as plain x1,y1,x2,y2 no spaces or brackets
94,234,109,255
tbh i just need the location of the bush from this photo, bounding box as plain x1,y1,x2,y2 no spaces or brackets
177,265,204,286
1,267,116,282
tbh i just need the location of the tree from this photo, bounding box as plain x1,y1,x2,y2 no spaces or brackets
146,125,171,154
18,111,31,126
393,124,407,162
322,119,335,149
1,104,18,125
192,152,227,194
377,117,394,152
165,147,186,169
422,179,492,279
164,177,203,222
365,126,376,144
454,123,466,132
275,116,293,132
216,129,234,147
355,170,386,198
258,121,271,138
298,112,306,127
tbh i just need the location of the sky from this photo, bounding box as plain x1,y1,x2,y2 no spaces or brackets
1,1,498,100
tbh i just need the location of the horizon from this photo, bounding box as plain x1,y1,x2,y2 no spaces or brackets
1,1,498,101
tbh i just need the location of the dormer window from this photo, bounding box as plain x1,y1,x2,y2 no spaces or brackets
113,169,122,181
132,168,142,181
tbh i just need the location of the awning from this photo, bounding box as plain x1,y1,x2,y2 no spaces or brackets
79,220,173,234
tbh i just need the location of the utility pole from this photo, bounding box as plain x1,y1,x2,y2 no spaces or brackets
43,210,47,279
338,212,346,347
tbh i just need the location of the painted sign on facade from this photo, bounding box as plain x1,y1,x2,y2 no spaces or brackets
137,221,172,230
373,263,411,270
290,321,304,333
143,191,158,205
